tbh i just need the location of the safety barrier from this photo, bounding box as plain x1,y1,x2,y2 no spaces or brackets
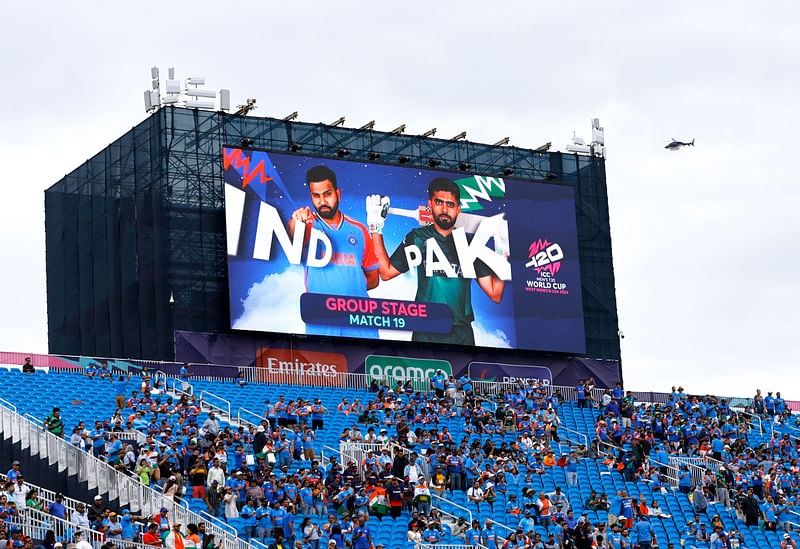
0,400,256,549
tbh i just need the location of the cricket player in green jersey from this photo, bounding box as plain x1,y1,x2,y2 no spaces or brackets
367,177,506,345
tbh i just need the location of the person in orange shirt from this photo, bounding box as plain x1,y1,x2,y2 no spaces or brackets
542,452,556,467
164,523,185,549
142,523,162,547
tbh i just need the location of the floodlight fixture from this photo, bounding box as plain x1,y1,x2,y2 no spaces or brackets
241,138,255,147
390,124,406,135
566,132,591,154
398,155,411,164
186,99,215,109
545,173,557,181
502,168,514,176
151,66,159,79
492,137,510,147
162,95,179,105
186,88,217,98
422,128,437,137
450,131,467,141
330,117,345,127
592,118,605,146
368,152,381,160
169,291,175,305
458,162,471,171
283,111,299,121
219,89,230,111
165,80,181,94
360,120,375,131
168,67,175,80
336,148,350,157
533,142,552,153
187,77,205,86
144,91,154,112
428,159,441,168
290,143,303,152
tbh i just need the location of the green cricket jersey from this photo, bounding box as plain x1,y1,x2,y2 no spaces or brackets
389,225,491,344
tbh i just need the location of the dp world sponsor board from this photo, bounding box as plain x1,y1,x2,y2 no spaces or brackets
469,361,553,386
256,348,347,386
366,355,451,391
224,147,585,353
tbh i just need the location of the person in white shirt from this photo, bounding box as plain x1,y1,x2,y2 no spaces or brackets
467,482,485,509
74,532,93,549
404,457,424,483
72,503,91,531
207,458,225,487
165,523,186,549
14,478,29,510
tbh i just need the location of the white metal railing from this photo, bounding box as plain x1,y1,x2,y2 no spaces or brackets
9,507,155,549
238,407,265,429
10,507,105,547
0,399,255,549
200,390,232,419
740,410,763,435
429,492,472,524
8,350,800,417
419,545,489,549
559,425,589,448
0,472,85,519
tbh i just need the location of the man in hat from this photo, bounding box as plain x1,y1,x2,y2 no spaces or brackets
88,495,104,523
71,503,91,531
164,522,185,549
6,461,22,483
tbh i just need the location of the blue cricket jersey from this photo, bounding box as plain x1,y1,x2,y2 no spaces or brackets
304,213,379,338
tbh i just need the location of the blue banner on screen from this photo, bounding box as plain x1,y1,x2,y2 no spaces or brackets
223,147,585,353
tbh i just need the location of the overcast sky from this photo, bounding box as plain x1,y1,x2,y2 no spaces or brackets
1,1,798,399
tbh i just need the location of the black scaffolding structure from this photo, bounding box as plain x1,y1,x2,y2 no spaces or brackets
45,107,619,363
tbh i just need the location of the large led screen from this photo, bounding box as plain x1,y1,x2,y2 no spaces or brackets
224,147,585,353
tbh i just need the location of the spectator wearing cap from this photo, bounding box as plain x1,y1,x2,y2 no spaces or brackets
71,502,90,531
87,495,104,523
119,509,142,541
7,461,21,483
156,507,171,537
241,497,258,540
106,513,123,540
204,480,222,518
164,522,186,549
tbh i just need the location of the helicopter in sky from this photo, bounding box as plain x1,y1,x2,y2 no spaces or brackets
665,138,695,151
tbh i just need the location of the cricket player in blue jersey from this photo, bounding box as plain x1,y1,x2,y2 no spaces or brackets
288,165,380,338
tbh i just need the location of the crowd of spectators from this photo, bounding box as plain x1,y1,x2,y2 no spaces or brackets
12,358,800,549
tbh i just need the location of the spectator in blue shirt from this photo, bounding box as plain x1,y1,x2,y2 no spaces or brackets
241,498,258,540
352,517,372,549
47,493,66,520
633,517,655,549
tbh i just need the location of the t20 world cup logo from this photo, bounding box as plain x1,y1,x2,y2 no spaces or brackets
525,239,564,274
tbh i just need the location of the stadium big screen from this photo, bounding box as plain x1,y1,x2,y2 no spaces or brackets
224,147,585,353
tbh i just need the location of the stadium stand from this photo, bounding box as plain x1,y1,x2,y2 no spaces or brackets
1,362,800,549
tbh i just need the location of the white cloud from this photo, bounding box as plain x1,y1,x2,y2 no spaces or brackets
473,321,512,349
232,268,305,334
